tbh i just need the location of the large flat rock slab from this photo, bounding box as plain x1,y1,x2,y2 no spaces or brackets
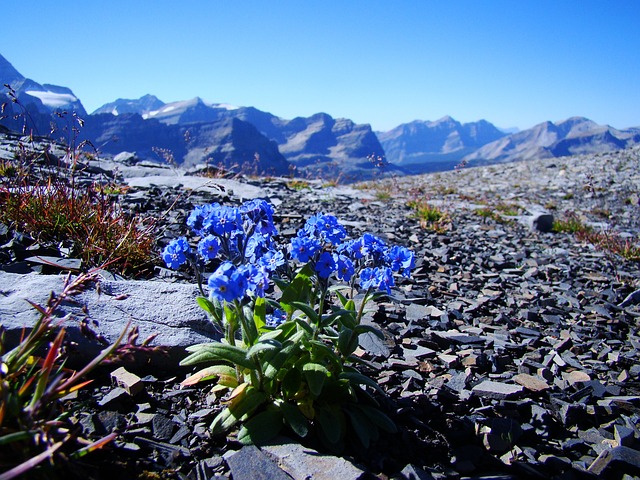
0,272,218,367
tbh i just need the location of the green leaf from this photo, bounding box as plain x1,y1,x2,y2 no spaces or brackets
353,324,385,340
279,264,314,315
263,340,298,380
338,328,358,358
0,430,37,446
180,343,254,370
247,339,281,360
279,402,309,438
294,317,314,335
289,301,319,324
281,366,302,399
237,408,283,445
253,296,267,332
196,296,223,324
258,328,284,341
344,405,377,448
241,303,259,346
355,404,397,433
333,289,350,308
303,363,329,397
339,371,384,394
307,340,342,371
181,364,238,387
210,386,267,435
316,404,343,446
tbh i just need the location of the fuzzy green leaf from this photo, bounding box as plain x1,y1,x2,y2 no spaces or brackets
279,264,314,315
237,409,283,445
355,404,397,433
279,401,309,438
180,343,254,370
339,371,384,394
289,301,319,324
338,328,357,357
344,405,378,448
316,404,343,446
303,363,329,397
247,339,282,360
210,387,267,435
253,296,267,332
281,366,302,399
353,324,385,339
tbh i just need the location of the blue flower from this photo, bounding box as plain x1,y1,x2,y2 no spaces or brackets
290,236,321,263
362,233,387,265
266,308,287,327
385,245,415,277
187,203,220,236
239,264,269,297
359,267,377,290
203,207,241,236
334,254,355,282
258,249,285,272
208,262,247,302
358,266,394,294
241,199,277,236
376,266,395,294
162,237,191,269
245,232,270,263
303,213,346,244
315,251,336,279
197,235,221,261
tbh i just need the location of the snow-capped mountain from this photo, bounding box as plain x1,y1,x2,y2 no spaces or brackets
90,95,389,180
2,51,639,179
0,53,86,117
91,94,165,117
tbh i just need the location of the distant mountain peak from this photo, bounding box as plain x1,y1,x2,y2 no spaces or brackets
0,53,25,86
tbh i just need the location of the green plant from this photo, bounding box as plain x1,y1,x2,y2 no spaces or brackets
287,179,311,191
0,273,128,479
551,212,592,234
577,230,640,262
0,175,157,276
163,200,415,450
407,198,450,232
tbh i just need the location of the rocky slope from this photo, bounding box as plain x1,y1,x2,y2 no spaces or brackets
1,142,640,478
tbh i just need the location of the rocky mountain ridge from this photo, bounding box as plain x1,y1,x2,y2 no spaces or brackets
1,52,639,180
377,116,507,173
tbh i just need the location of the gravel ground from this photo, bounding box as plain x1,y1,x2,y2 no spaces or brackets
2,146,640,479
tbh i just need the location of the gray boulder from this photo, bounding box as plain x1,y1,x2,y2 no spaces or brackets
0,271,219,368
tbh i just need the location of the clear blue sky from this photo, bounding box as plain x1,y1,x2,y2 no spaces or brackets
3,1,639,131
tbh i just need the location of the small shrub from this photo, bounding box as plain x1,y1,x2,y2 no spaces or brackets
0,179,156,276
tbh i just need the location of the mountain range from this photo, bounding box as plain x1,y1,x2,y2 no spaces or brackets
1,52,639,180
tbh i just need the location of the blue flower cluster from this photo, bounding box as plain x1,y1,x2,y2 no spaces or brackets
162,199,279,302
291,216,415,294
162,201,415,304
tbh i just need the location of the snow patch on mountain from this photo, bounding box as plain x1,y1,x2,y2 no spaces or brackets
25,90,78,108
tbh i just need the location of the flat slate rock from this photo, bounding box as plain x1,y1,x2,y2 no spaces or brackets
262,437,366,480
225,445,292,480
0,271,218,366
471,380,524,399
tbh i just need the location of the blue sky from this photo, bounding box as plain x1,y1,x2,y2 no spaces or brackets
3,1,639,131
